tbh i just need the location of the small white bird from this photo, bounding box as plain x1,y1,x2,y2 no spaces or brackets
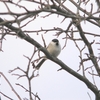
35,39,61,69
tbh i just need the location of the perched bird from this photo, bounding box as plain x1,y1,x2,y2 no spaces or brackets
35,39,61,69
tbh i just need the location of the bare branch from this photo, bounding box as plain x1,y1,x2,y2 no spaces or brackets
0,0,100,99
0,91,13,100
0,72,21,100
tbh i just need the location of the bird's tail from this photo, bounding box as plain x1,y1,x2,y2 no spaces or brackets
35,59,46,69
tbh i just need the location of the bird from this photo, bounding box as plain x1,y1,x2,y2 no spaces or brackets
35,39,61,69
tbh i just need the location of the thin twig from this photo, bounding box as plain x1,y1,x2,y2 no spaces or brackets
0,72,21,100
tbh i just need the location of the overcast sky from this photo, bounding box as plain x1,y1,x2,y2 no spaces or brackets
0,0,100,100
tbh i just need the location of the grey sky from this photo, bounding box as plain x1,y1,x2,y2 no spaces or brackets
0,0,100,100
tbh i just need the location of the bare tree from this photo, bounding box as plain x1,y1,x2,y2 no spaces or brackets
0,0,100,100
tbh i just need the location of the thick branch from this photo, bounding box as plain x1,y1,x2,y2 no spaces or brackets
73,20,100,77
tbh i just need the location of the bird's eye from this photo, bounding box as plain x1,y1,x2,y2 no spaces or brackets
56,42,59,45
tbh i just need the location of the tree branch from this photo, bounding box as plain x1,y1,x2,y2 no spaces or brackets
0,17,100,99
